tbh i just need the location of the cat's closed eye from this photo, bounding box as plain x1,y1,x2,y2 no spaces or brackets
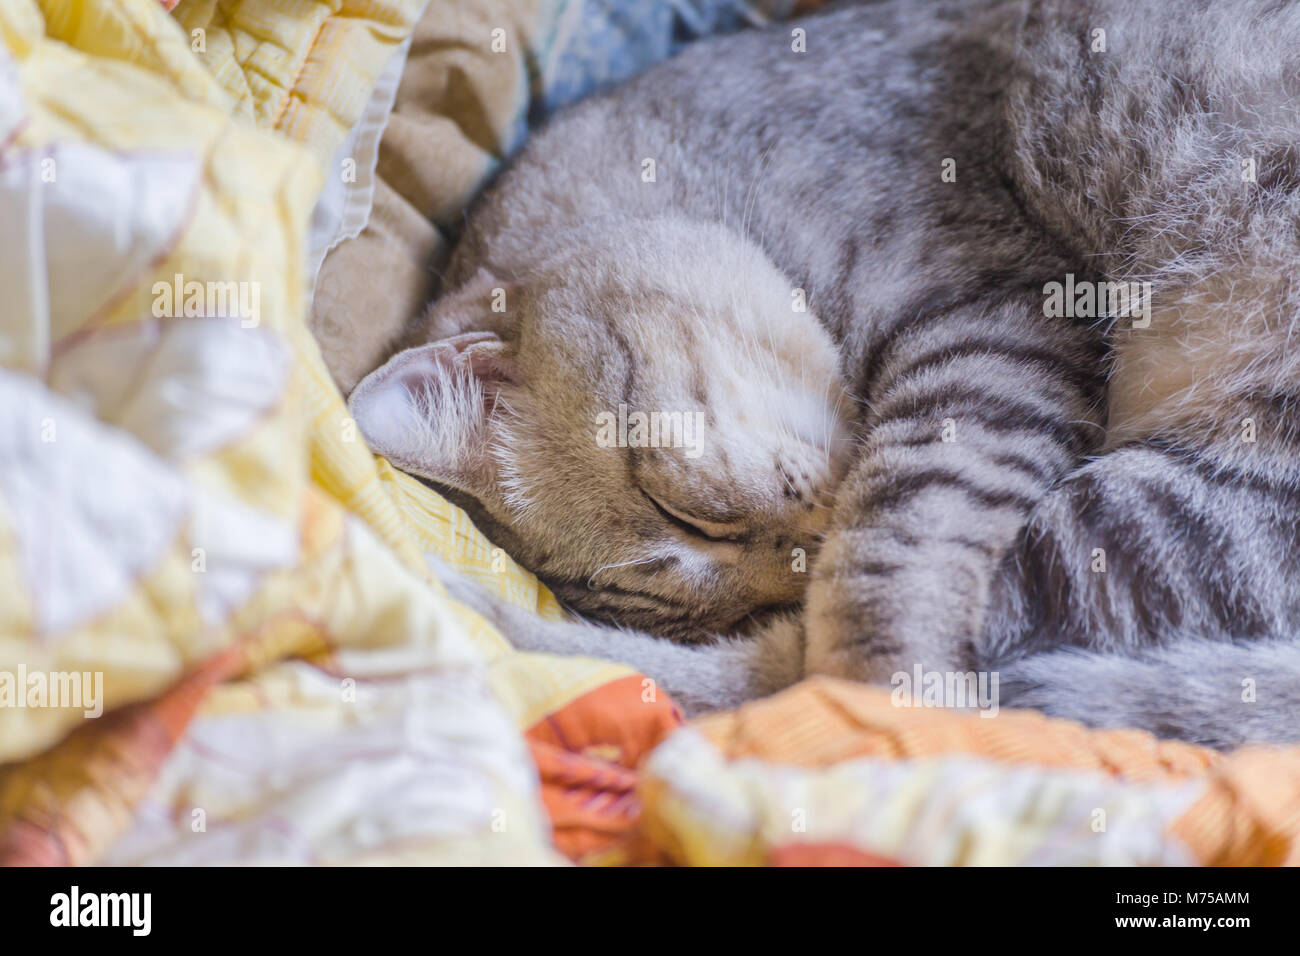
643,490,747,543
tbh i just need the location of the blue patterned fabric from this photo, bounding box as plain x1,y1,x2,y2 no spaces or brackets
535,0,801,118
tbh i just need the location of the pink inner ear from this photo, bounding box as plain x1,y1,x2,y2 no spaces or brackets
349,332,510,491
392,332,514,391
441,332,517,386
391,347,448,396
459,342,516,384
442,331,500,351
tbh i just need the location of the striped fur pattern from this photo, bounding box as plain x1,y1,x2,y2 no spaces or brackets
351,0,1300,748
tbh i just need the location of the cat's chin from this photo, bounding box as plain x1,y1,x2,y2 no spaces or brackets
576,600,801,645
647,601,803,644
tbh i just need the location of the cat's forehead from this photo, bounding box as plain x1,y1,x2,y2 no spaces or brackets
523,275,809,361
519,286,693,372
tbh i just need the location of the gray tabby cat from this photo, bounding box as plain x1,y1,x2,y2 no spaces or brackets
349,0,1300,748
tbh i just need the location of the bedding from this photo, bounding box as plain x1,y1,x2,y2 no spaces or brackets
0,0,579,865
628,679,1300,865
1,0,1295,868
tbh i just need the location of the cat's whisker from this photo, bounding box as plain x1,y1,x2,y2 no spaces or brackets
587,556,668,590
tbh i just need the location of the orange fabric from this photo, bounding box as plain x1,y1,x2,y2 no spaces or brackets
1169,748,1300,865
690,676,1300,865
694,676,1218,781
768,844,905,867
525,674,683,862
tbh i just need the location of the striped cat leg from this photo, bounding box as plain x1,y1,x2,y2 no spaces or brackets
984,438,1300,660
979,426,1300,745
803,287,1106,683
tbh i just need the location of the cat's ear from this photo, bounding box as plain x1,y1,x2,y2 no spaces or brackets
348,331,518,499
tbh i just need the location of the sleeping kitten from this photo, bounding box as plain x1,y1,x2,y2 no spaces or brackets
350,0,1300,748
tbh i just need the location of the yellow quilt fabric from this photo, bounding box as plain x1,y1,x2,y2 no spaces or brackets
0,0,628,865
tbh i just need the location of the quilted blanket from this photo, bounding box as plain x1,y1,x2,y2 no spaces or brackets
0,0,593,865
3,0,1298,868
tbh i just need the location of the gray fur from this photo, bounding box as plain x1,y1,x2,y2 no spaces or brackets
999,640,1300,749
352,0,1300,746
431,557,804,716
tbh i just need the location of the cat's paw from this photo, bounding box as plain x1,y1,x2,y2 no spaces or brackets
802,576,899,683
801,527,974,685
801,530,904,684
